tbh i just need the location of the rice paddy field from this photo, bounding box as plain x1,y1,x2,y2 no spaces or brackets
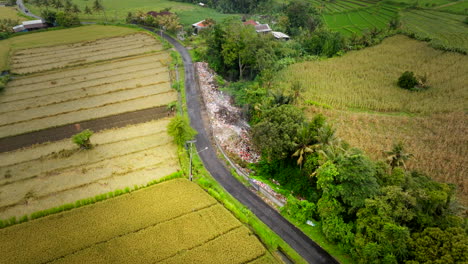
309,0,402,35
24,0,237,26
277,35,468,205
0,6,27,21
0,119,180,220
0,33,175,138
436,0,468,14
10,33,163,74
401,9,468,53
0,178,278,264
0,25,144,72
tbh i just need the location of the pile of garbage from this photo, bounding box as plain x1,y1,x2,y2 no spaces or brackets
195,62,260,164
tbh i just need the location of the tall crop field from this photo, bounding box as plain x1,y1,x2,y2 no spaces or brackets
278,35,468,205
277,35,467,114
0,179,277,264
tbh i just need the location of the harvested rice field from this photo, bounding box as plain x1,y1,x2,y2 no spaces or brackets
0,119,180,220
0,51,175,138
10,33,163,74
0,179,278,264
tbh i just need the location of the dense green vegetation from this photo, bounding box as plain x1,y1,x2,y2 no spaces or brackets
192,3,467,262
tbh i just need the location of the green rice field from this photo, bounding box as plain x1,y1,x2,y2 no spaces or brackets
401,9,468,53
0,179,278,264
323,3,400,35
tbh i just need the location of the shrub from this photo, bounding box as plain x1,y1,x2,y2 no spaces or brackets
71,129,94,149
167,115,197,146
397,71,418,90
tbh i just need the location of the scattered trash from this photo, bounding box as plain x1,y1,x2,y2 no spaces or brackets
306,220,315,226
196,62,260,164
251,179,286,203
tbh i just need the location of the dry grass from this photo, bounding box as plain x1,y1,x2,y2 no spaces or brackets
0,179,274,264
0,119,180,219
278,35,468,114
307,107,468,205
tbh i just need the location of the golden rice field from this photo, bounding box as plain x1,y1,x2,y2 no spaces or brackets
278,35,468,114
0,179,278,264
0,119,180,220
11,33,163,74
286,35,468,205
0,25,144,71
0,51,175,138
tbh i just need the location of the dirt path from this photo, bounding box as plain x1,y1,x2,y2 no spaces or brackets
0,106,171,153
152,28,339,264
434,0,465,9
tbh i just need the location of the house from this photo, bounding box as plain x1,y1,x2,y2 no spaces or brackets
242,20,272,34
243,20,259,26
191,20,214,34
21,20,47,30
254,24,272,34
272,31,290,40
12,24,26,33
147,11,172,18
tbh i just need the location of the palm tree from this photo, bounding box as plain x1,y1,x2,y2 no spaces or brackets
72,4,80,14
384,141,413,170
84,5,92,14
292,122,315,169
93,0,107,23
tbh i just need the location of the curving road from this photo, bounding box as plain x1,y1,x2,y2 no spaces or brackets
153,29,339,264
16,0,42,19
4,3,338,258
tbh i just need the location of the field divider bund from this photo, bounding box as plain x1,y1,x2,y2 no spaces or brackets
0,106,171,153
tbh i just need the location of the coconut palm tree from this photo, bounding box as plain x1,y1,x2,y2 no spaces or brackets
292,122,315,169
384,141,413,170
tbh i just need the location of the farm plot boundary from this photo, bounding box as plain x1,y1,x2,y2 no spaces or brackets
0,106,171,153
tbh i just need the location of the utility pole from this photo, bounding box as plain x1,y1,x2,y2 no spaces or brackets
187,140,196,181
186,140,208,181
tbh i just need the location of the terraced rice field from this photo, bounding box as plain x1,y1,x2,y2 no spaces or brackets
10,33,163,74
312,0,380,14
0,179,277,264
401,9,468,53
323,3,400,35
0,51,175,138
0,119,180,220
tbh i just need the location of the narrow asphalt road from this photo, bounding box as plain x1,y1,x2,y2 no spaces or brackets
153,29,339,264
16,0,42,19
